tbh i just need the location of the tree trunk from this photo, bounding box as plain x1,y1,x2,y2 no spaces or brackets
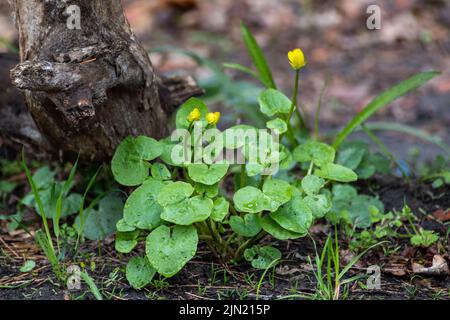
7,0,201,161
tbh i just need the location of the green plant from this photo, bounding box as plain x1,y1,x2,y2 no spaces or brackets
21,151,109,283
112,25,438,289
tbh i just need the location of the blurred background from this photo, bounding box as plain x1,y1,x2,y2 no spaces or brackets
0,0,449,162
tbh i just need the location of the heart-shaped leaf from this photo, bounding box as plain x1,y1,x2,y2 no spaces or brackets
194,183,219,198
266,118,287,135
222,125,258,149
75,194,123,241
161,195,213,225
258,89,291,117
115,230,140,253
233,186,272,213
112,136,163,186
229,213,261,237
303,194,331,218
146,225,198,277
176,97,208,130
151,163,171,180
270,197,312,234
259,215,303,240
293,141,335,167
157,181,194,207
244,246,281,269
187,163,229,186
301,175,325,196
116,219,136,232
126,256,156,290
124,178,165,230
315,163,358,182
262,179,293,209
210,197,229,222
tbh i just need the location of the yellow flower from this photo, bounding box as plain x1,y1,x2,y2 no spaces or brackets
187,107,201,122
288,48,306,70
206,112,221,125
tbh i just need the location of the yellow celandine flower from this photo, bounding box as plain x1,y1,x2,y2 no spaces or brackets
187,107,201,122
288,48,306,70
206,112,221,125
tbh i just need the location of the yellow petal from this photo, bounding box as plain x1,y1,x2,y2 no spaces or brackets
288,48,306,70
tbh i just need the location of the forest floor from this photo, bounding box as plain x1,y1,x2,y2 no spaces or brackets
1,176,448,300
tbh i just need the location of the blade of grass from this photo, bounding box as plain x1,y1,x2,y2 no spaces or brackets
222,62,260,80
240,22,277,89
256,258,280,300
35,229,62,281
358,121,450,157
80,271,103,300
333,71,440,149
54,156,79,239
21,150,54,252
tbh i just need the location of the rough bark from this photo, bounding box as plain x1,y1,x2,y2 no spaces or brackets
6,0,202,161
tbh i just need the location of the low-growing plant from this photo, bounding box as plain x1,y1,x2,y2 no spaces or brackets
112,24,438,289
20,151,114,283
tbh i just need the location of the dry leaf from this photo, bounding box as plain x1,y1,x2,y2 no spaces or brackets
412,255,449,276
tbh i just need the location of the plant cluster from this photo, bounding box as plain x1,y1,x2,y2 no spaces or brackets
110,24,438,289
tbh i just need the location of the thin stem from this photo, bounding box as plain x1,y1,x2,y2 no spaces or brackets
240,164,246,188
234,230,267,261
282,70,301,146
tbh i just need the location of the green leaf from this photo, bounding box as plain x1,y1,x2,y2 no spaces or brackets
293,140,336,167
116,219,136,232
303,194,331,218
337,147,366,170
20,260,36,273
75,194,123,241
151,163,171,180
258,89,291,117
222,125,258,149
115,230,140,253
241,23,276,89
244,246,281,270
301,175,325,196
194,183,219,198
210,197,229,222
161,196,213,225
32,166,55,189
233,186,272,214
229,213,261,237
223,62,259,79
187,163,229,186
410,229,439,247
259,215,304,240
266,118,288,135
332,184,358,201
112,136,163,186
315,163,358,182
145,225,198,277
176,97,208,130
34,188,82,219
262,179,293,210
270,197,312,234
126,256,156,290
333,71,440,148
157,181,194,207
124,178,165,230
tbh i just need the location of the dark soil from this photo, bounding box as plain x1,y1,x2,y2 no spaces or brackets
1,177,448,300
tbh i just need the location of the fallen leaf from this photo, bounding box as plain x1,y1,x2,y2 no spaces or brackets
412,255,449,276
432,208,450,222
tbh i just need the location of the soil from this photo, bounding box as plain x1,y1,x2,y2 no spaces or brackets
1,177,448,300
